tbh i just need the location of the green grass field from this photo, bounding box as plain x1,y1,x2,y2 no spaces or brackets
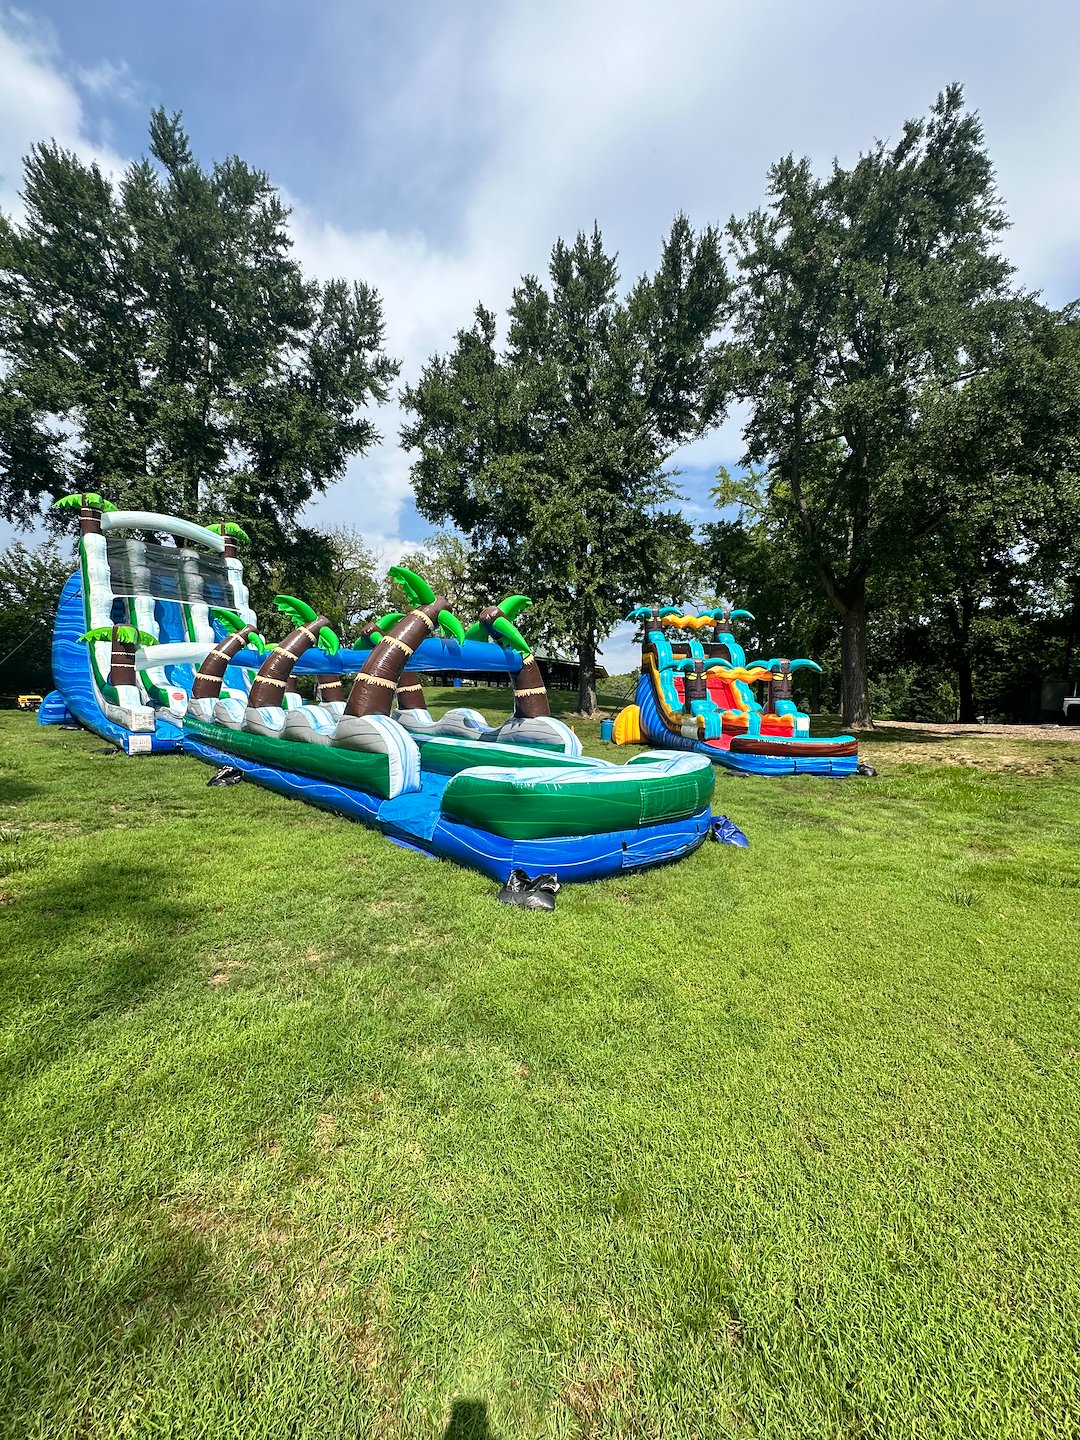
1,695,1078,1439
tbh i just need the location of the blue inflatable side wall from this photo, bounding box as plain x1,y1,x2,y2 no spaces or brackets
44,572,183,753
185,736,711,883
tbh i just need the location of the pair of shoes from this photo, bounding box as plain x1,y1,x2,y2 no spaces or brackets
497,869,560,910
709,814,749,847
207,765,244,787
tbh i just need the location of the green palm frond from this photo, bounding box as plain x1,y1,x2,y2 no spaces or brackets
77,627,114,644
207,521,251,542
437,610,465,643
377,612,405,631
210,607,247,635
497,595,532,620
317,626,340,657
54,493,117,512
490,615,529,654
274,594,318,626
463,621,488,642
250,632,272,654
116,625,157,647
387,566,435,606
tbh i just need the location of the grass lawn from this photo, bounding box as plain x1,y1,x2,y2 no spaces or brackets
1,691,1078,1439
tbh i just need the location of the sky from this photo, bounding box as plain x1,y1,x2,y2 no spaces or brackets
2,0,1079,668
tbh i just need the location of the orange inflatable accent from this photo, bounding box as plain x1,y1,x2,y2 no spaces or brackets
612,704,644,744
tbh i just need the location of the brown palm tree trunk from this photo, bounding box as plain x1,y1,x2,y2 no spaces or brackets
79,496,103,536
344,601,447,718
396,670,428,710
315,676,345,705
511,654,550,718
108,630,139,690
192,626,260,700
247,617,333,709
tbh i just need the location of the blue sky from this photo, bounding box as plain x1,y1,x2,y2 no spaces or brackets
3,0,1080,664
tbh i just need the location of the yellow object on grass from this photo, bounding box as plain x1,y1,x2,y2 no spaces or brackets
612,704,644,744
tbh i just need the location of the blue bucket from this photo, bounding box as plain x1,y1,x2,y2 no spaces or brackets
599,718,615,742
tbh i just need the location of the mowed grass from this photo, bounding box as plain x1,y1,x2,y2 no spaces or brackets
1,694,1078,1440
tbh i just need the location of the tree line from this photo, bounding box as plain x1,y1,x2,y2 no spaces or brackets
2,90,1078,720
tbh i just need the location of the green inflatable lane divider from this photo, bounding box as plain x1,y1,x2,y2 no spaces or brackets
413,732,599,775
184,716,394,798
441,762,714,840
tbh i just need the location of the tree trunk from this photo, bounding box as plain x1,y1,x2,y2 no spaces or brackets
108,631,138,691
247,617,333,708
475,604,551,718
512,654,551,718
315,676,345,705
344,601,448,718
839,582,872,729
396,670,427,710
957,655,977,724
192,625,259,699
577,631,598,715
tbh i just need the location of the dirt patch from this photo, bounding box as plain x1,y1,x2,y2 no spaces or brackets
871,720,1080,741
866,742,1075,776
368,899,409,918
207,962,242,987
562,1364,634,1437
315,1112,339,1148
167,1203,292,1251
861,721,1080,775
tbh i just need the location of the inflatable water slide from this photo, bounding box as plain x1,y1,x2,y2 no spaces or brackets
39,496,716,881
612,603,859,776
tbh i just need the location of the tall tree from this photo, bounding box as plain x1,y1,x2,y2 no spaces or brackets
0,110,398,560
401,219,731,712
393,531,482,620
0,540,72,693
726,85,1063,727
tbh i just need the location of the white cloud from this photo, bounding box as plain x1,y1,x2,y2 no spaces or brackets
0,11,126,221
73,57,139,107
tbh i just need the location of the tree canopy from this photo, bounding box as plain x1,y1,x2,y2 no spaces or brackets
401,219,731,711
0,110,398,569
724,84,1080,726
0,541,71,693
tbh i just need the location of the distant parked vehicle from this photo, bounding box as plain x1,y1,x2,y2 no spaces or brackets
1039,679,1080,724
17,693,43,711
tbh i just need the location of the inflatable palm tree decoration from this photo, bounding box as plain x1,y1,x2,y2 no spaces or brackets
667,655,773,712
702,604,755,629
744,656,822,712
191,608,270,700
54,492,117,536
355,612,407,648
465,595,550,719
205,521,250,559
627,604,683,638
78,624,157,701
246,596,339,709
343,568,464,719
